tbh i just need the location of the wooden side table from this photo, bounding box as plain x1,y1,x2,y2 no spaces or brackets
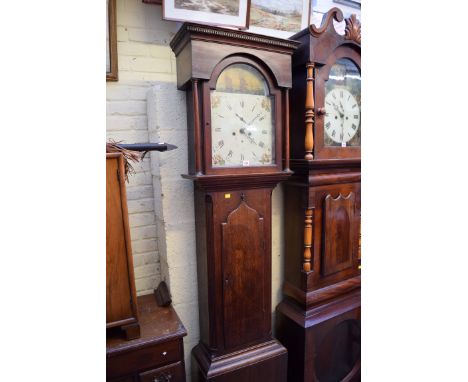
107,294,187,382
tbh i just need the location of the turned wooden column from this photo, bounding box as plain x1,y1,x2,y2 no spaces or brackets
304,63,315,160
303,207,313,272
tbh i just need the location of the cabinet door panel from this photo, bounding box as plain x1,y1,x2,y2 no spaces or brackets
309,182,360,289
221,201,266,349
322,192,355,277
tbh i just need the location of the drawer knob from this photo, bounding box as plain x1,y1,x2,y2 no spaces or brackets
153,373,172,382
162,351,167,356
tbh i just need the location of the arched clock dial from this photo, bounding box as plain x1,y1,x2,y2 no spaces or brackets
324,58,361,147
210,64,275,168
324,87,360,144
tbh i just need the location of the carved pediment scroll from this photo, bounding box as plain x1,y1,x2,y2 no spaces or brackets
309,8,361,46
309,7,344,37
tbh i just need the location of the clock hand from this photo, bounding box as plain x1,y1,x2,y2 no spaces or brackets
248,113,261,125
339,101,346,116
235,112,248,124
332,103,344,118
245,134,257,146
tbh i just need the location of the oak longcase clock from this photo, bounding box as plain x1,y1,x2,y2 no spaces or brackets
170,24,299,382
277,8,362,382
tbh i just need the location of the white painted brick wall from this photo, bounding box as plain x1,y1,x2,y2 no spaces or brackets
106,0,179,296
147,83,199,380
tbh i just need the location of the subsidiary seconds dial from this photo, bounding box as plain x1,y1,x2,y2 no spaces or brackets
324,87,360,144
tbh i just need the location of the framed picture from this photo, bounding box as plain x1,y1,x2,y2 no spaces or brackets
163,0,250,29
106,0,118,81
247,0,311,38
333,0,360,9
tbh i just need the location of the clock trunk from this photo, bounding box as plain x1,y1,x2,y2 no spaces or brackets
277,9,362,382
170,23,299,382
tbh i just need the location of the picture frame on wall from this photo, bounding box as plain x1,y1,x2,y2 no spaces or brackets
106,0,118,81
163,0,250,29
247,0,311,38
333,0,361,9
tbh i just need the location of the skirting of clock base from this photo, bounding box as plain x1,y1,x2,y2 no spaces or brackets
276,289,361,382
191,339,287,382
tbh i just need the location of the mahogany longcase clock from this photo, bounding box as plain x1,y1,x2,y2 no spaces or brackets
170,24,299,382
276,9,362,382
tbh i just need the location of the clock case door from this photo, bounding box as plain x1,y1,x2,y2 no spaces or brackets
315,48,361,160
201,55,284,176
194,188,273,356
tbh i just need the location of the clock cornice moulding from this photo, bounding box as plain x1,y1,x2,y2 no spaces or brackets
170,23,301,56
170,23,300,90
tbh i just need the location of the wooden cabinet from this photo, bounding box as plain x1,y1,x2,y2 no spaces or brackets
107,153,140,340
276,8,361,382
107,294,187,382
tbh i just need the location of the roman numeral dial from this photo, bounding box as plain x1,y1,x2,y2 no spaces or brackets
210,91,274,168
323,87,360,145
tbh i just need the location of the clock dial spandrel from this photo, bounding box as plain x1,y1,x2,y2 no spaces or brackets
324,58,361,147
210,64,275,168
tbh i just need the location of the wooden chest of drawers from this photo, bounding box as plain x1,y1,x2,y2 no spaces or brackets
107,294,187,382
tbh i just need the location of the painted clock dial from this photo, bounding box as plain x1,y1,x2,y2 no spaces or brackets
210,64,275,168
324,58,361,147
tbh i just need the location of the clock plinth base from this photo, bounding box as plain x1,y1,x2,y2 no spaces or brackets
191,340,287,382
276,290,361,382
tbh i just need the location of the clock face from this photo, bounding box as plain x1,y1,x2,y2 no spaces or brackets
324,58,361,147
210,64,275,168
324,88,360,144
